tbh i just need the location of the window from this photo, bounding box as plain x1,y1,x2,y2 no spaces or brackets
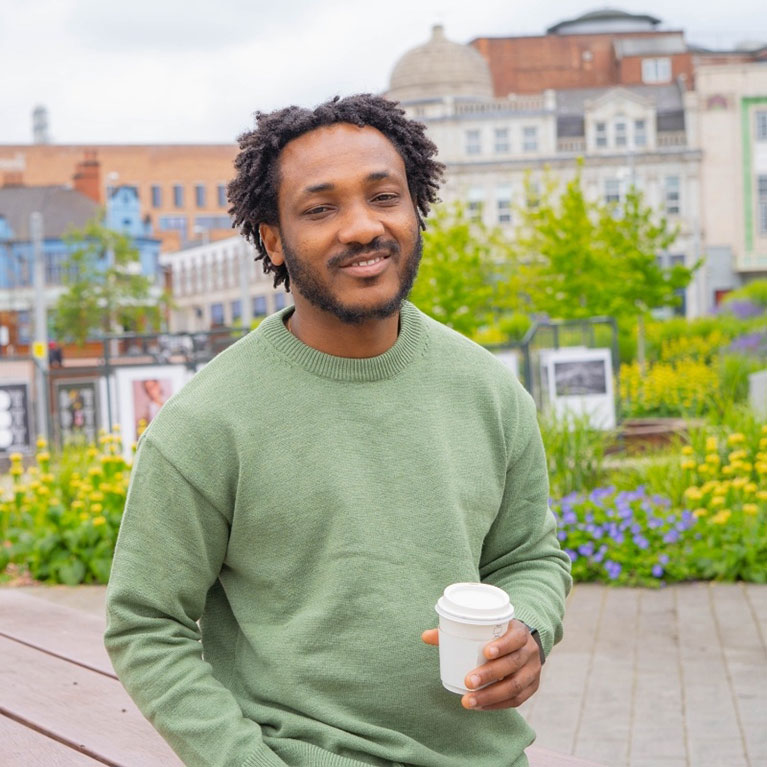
494,128,509,153
231,299,242,323
195,184,206,208
45,252,63,285
526,181,541,209
634,119,647,148
496,186,512,224
158,216,188,241
468,188,484,221
614,120,627,148
217,183,227,207
642,57,671,84
605,178,621,205
151,185,162,208
757,112,767,142
758,175,767,235
595,121,607,148
252,295,267,316
665,176,680,216
274,293,286,310
523,126,538,153
465,130,481,155
17,310,31,344
210,302,224,327
173,184,184,208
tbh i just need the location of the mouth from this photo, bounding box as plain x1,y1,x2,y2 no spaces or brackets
338,251,392,278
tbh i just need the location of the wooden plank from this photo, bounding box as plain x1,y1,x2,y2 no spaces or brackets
0,637,182,767
0,712,105,766
0,590,113,677
528,745,607,767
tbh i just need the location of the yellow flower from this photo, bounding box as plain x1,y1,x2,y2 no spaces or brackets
697,464,710,474
693,508,708,518
41,473,54,483
36,437,47,449
757,490,767,501
710,509,732,525
29,481,40,491
681,445,694,456
92,515,106,526
91,503,103,513
743,504,758,515
732,477,748,489
37,486,50,496
744,483,758,494
727,433,745,446
681,459,697,470
761,425,767,435
88,466,103,477
706,453,721,465
713,484,728,497
71,500,84,510
711,496,726,507
684,487,703,501
79,512,89,521
756,462,767,475
741,462,753,473
760,437,767,448
37,451,50,462
728,450,747,462
89,491,104,502
705,437,718,452
9,465,23,476
112,423,121,432
9,452,22,463
722,465,734,476
86,447,99,459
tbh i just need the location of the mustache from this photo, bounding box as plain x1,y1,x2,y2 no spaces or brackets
327,238,400,269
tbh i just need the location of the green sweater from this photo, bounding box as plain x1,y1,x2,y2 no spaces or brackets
104,302,572,767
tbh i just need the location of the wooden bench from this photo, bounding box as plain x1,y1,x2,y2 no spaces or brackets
0,590,604,767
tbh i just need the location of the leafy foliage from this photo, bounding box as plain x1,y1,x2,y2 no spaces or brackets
52,217,169,345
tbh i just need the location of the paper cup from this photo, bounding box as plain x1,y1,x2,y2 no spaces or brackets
435,582,514,695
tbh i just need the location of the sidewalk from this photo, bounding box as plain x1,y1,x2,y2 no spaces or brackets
10,582,767,767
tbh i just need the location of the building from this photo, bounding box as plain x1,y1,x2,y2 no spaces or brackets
694,60,767,301
388,18,704,315
0,184,161,351
160,237,290,333
0,142,237,252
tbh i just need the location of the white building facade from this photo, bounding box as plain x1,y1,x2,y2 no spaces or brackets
160,236,290,332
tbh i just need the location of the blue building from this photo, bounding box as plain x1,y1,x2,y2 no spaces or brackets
0,184,161,349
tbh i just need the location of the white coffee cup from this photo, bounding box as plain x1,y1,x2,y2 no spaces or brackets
435,582,515,695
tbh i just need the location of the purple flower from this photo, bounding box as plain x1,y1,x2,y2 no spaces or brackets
663,530,680,544
557,531,567,542
659,554,670,565
605,560,622,579
563,510,577,525
652,564,664,578
565,549,578,562
634,536,650,550
578,542,595,557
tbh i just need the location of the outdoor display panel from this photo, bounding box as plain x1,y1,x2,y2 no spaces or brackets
55,379,100,446
0,382,32,453
115,365,189,457
539,347,616,430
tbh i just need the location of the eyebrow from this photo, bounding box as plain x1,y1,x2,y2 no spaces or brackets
301,171,394,196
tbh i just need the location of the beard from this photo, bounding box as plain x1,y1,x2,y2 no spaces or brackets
280,230,423,325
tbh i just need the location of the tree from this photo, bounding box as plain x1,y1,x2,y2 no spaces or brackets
53,218,169,346
409,202,516,338
512,170,699,366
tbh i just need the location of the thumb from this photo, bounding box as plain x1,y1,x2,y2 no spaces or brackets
421,628,439,646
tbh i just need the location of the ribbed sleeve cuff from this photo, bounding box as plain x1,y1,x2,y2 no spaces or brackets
241,745,289,767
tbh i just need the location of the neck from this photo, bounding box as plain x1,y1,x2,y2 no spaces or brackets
286,299,400,358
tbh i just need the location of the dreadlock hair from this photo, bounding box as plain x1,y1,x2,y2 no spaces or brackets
227,93,444,291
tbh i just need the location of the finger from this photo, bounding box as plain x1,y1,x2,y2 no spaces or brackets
475,678,540,710
464,646,530,690
462,666,540,710
483,620,529,660
421,629,439,646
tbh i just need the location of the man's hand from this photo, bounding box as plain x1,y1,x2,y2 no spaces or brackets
421,619,542,710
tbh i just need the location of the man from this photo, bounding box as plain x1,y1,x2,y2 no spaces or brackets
105,94,572,767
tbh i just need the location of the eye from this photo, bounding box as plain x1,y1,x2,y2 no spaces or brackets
373,193,399,205
304,205,333,217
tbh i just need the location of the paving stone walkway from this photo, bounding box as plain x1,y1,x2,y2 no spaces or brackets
10,581,767,767
520,583,767,767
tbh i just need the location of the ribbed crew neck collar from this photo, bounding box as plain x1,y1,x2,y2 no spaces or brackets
258,301,428,383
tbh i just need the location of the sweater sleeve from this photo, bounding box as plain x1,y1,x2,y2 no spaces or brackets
104,436,287,767
478,391,572,658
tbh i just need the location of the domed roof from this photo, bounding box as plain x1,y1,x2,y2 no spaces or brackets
387,25,494,103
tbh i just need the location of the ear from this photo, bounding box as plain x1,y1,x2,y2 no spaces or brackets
259,223,284,267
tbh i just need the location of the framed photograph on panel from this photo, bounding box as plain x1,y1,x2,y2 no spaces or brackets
55,379,100,446
0,381,32,454
115,366,188,456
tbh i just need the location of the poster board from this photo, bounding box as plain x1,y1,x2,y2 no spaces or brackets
540,348,616,430
0,382,32,453
55,379,100,446
115,366,188,456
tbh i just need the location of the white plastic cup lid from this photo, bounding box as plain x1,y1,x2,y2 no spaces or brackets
435,582,514,625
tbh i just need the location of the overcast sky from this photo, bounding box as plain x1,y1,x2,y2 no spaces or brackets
1,0,764,145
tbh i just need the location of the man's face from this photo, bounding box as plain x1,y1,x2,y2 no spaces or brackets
261,123,421,324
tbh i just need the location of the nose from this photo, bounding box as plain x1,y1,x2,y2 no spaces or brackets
336,201,386,245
